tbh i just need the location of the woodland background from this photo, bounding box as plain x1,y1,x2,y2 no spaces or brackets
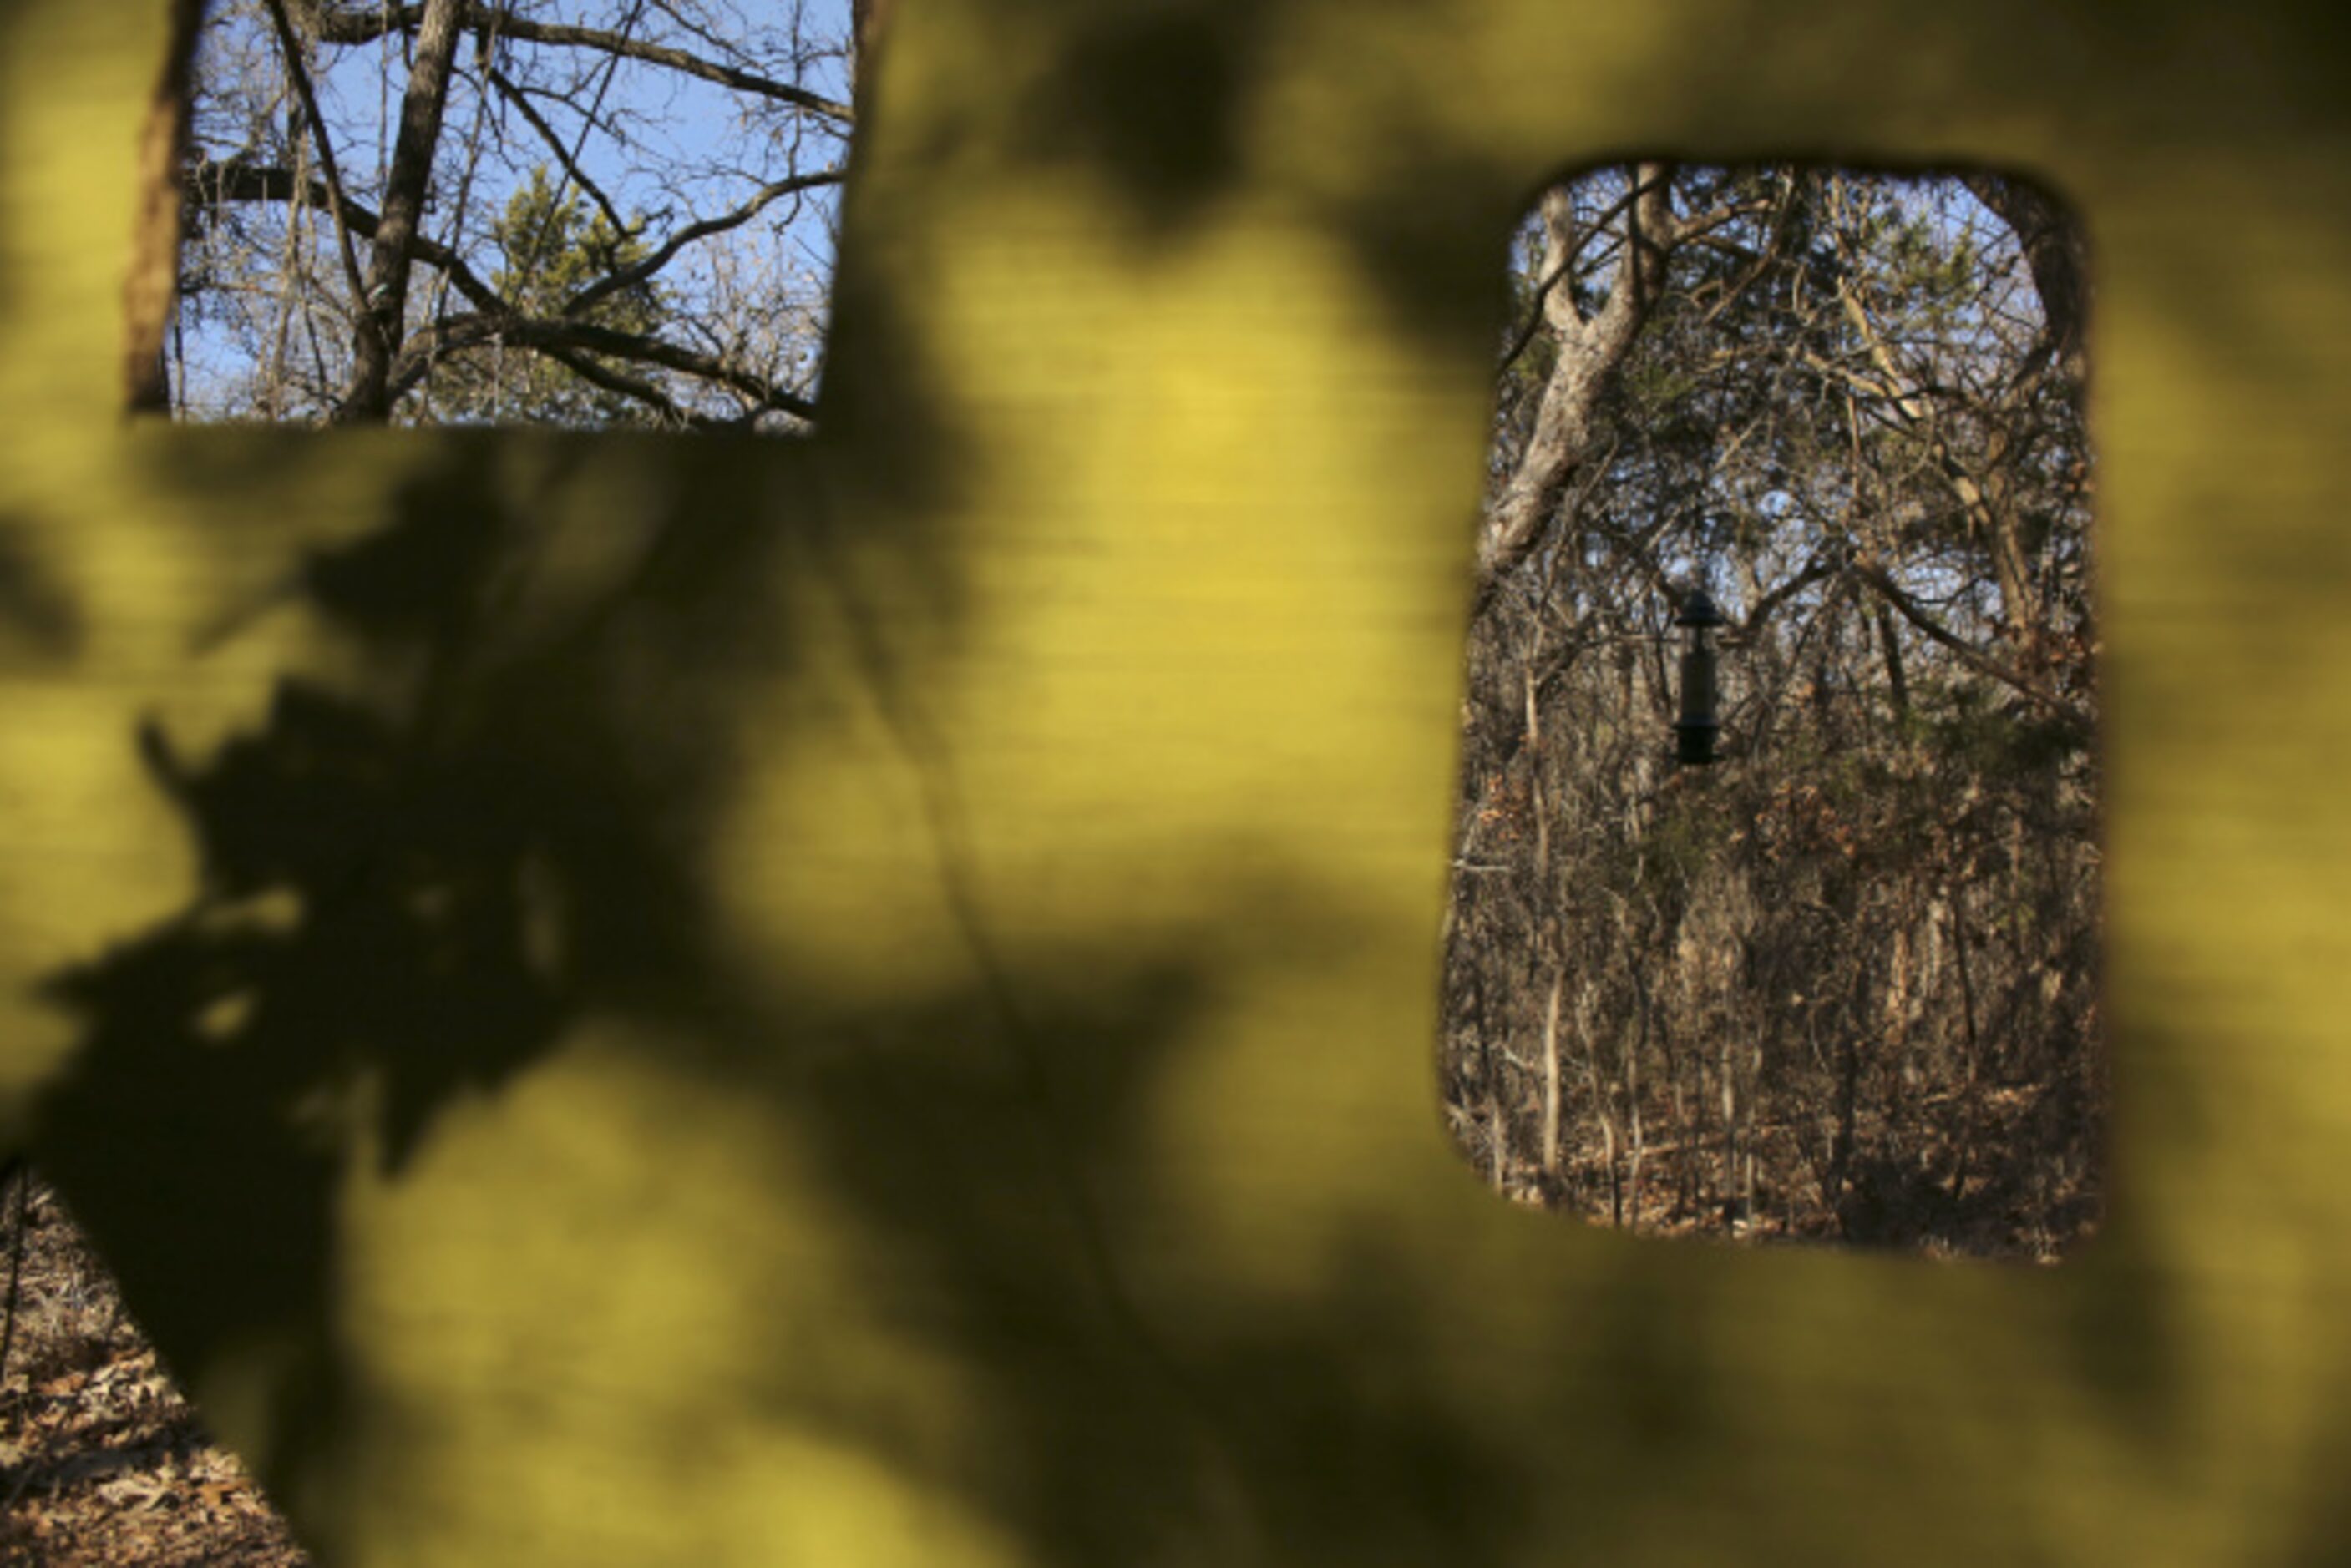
1442,164,2099,1259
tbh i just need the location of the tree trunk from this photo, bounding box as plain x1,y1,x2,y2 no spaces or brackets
1476,165,1681,606
124,0,206,412
1875,604,1909,724
1948,889,1985,1206
1625,985,1648,1227
853,0,895,108
1576,986,1623,1227
1487,1077,1509,1191
1540,970,1564,1186
1831,1029,1859,1215
337,0,469,422
1964,174,2090,387
1718,1029,1736,1217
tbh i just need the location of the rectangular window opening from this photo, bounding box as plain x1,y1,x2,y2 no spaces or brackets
1443,163,2101,1262
155,0,857,431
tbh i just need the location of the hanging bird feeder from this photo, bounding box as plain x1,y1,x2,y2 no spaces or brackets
1675,588,1727,766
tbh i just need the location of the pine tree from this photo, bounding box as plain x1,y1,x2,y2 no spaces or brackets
419,166,669,427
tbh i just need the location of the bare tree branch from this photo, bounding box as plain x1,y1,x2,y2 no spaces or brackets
338,0,469,422
189,150,829,430
391,311,818,422
484,66,632,242
1849,563,2090,733
1476,164,1680,609
257,0,371,326
1738,556,1836,641
560,168,843,319
531,344,721,429
187,159,510,316
312,3,854,127
1493,181,1660,378
1963,173,2090,387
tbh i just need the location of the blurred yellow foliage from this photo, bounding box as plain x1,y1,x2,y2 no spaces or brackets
0,0,2347,1563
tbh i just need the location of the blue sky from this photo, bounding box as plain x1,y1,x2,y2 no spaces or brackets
183,0,859,419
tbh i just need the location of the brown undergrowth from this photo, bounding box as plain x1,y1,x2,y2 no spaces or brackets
1460,1077,2101,1263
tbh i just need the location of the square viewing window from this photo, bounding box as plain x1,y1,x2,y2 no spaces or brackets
157,0,852,429
1442,164,2100,1262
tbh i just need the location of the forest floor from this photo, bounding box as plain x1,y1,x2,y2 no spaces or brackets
0,1174,308,1565
1462,1080,2103,1263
